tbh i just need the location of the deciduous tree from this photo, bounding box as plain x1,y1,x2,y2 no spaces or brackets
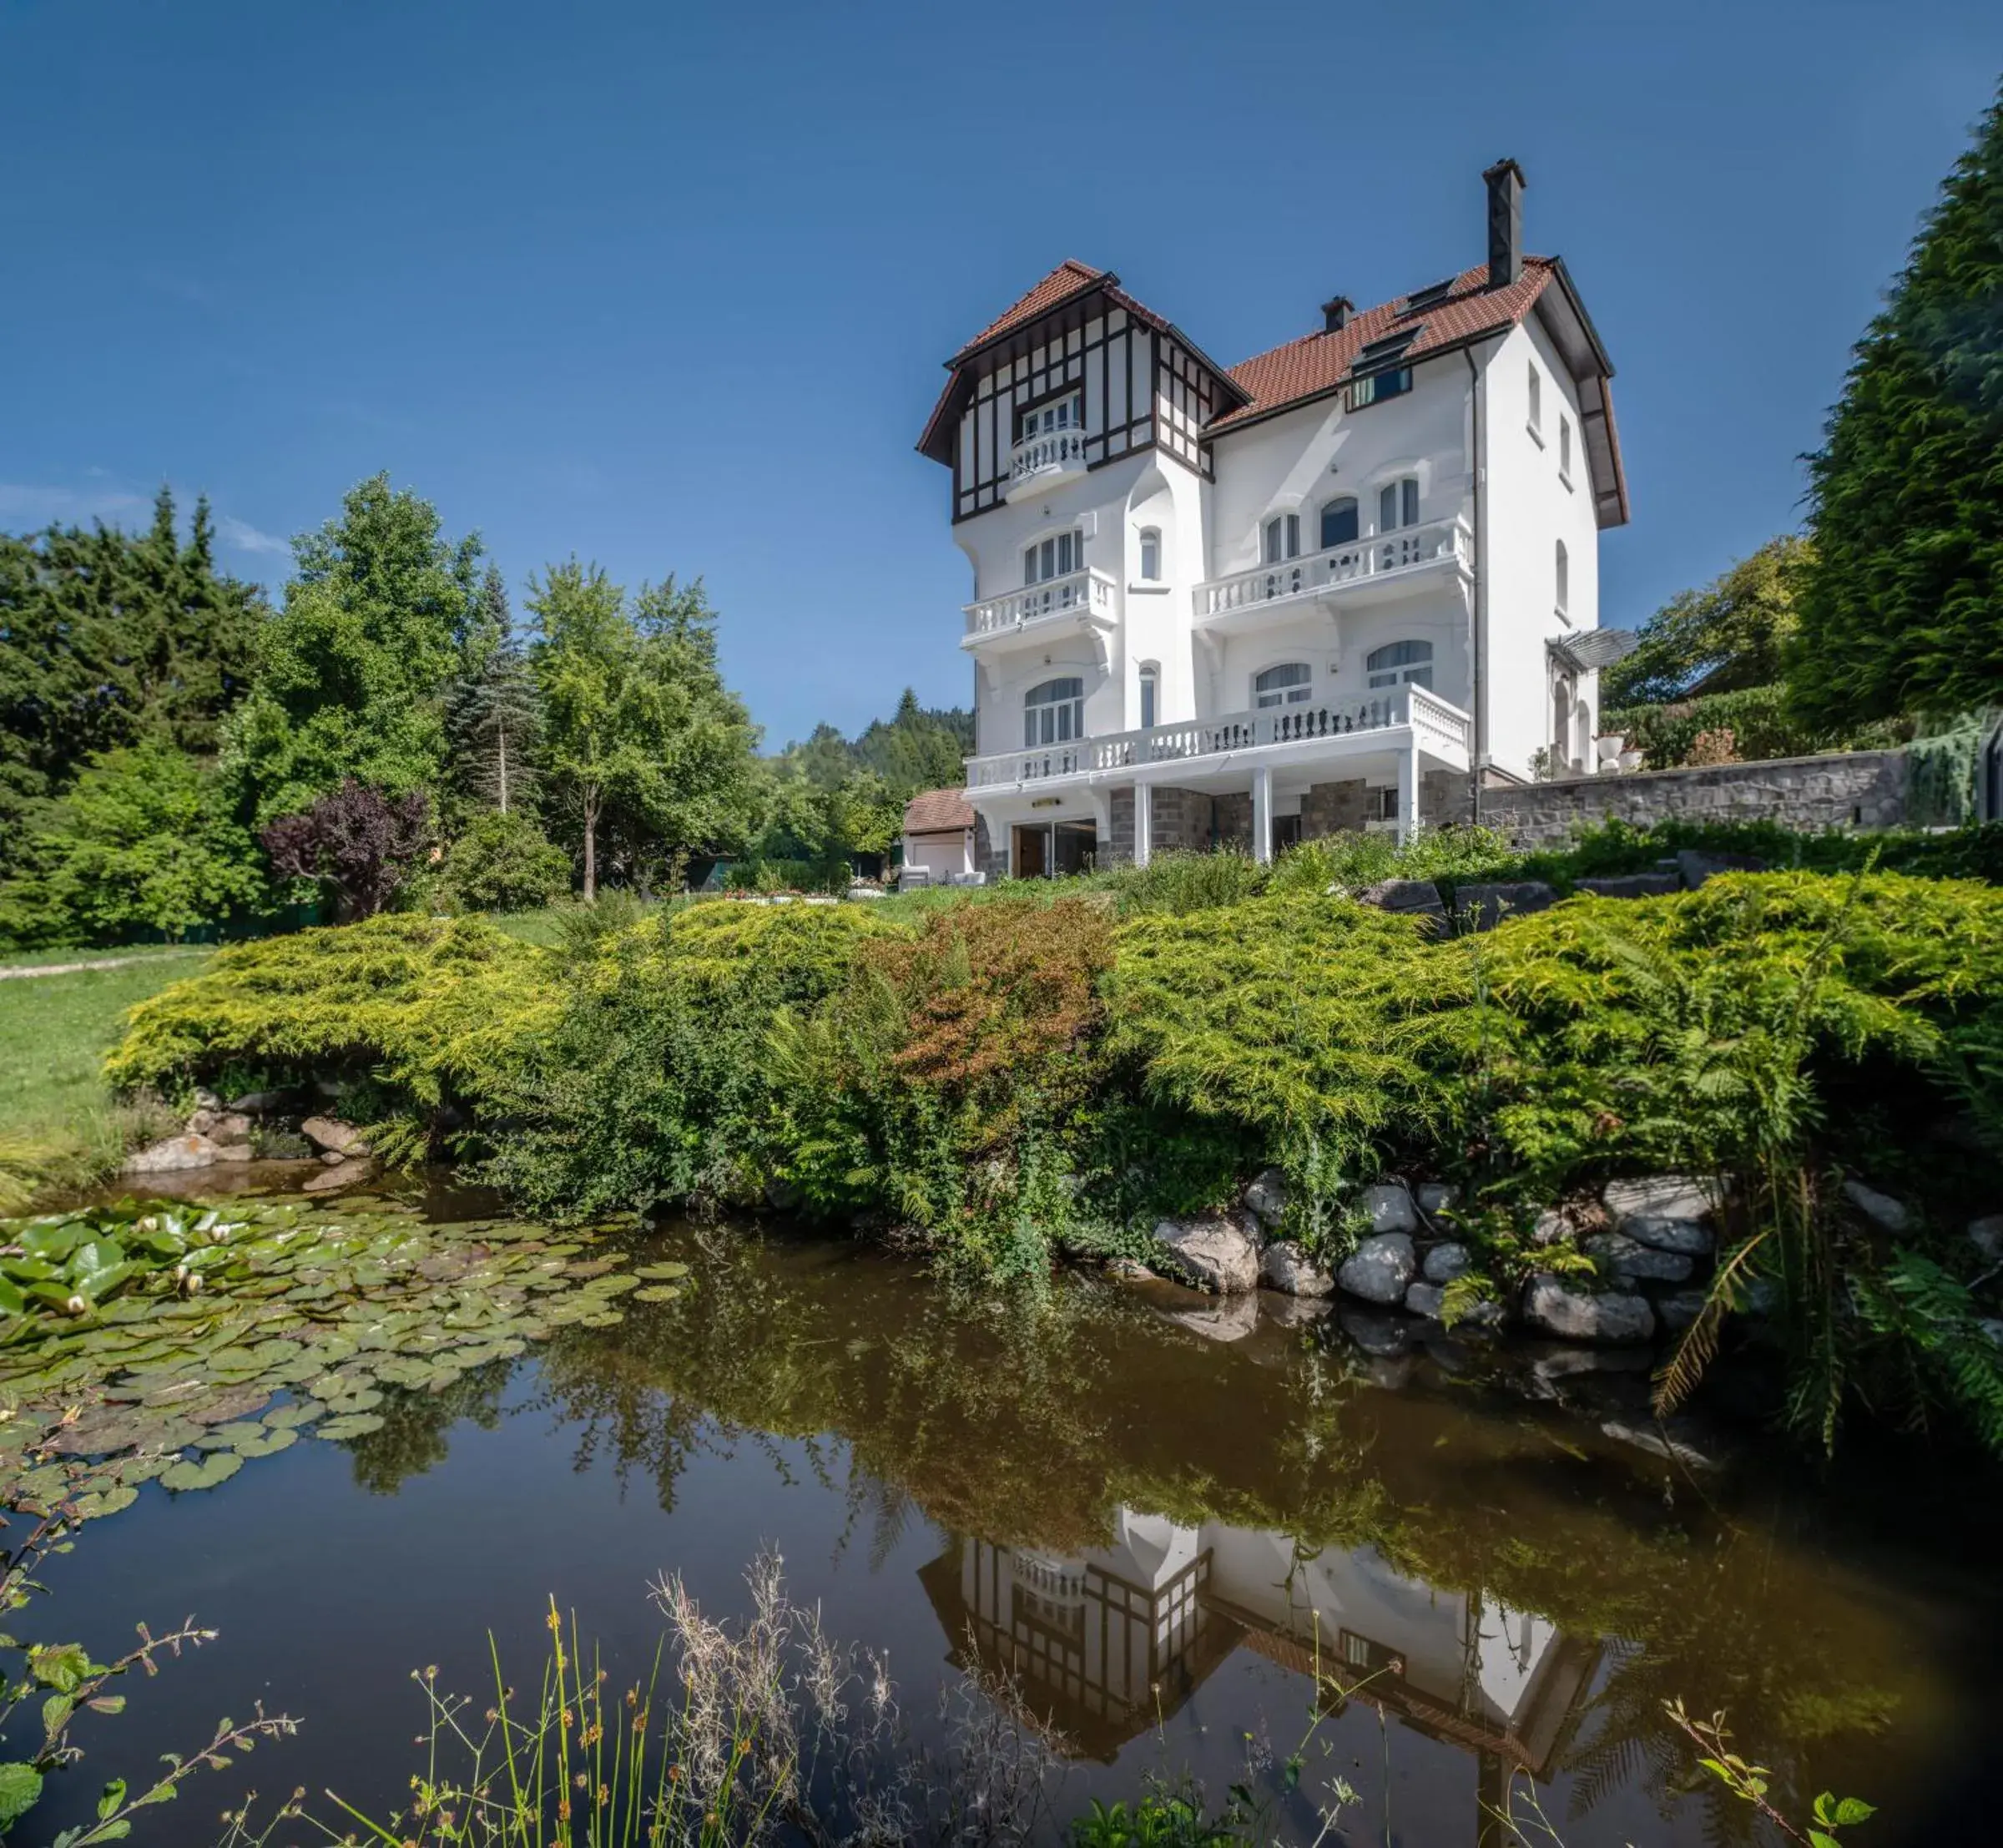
528,563,759,900
1603,537,1813,707
229,474,481,823
261,780,432,921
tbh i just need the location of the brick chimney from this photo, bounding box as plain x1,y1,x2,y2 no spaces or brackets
1483,159,1526,290
1320,295,1353,333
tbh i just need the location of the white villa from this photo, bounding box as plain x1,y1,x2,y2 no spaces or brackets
916,159,1631,878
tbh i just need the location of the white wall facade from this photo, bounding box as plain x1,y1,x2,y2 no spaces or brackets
1478,317,1605,777
944,275,1620,861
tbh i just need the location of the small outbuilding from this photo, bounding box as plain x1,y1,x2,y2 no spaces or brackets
901,788,977,886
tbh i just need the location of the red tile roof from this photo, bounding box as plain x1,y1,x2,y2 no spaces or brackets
951,260,1107,361
1211,260,1556,432
904,788,976,834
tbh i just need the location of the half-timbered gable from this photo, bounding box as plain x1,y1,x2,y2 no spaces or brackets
918,264,1246,523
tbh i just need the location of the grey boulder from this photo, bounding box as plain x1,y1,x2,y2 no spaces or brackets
1583,1232,1693,1284
1422,1240,1472,1284
1243,1167,1289,1229
1354,879,1448,931
1841,1179,1911,1234
1154,1210,1261,1295
1261,1240,1334,1297
1969,1215,2003,1263
301,1116,371,1158
1676,848,1766,888
1576,872,1681,900
1652,1289,1713,1333
1404,1280,1445,1319
1521,1275,1656,1344
1453,881,1559,931
1603,1174,1717,1227
1360,1183,1418,1235
1623,1214,1714,1256
1338,1232,1416,1305
124,1133,221,1174
1415,1181,1458,1215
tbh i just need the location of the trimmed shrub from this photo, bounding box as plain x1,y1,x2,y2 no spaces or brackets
106,914,553,1151
438,810,572,911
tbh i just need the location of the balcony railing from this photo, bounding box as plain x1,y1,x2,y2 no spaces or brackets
964,683,1471,788
1009,427,1087,492
1195,516,1470,621
964,567,1118,640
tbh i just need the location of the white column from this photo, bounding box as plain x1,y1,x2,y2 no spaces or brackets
1396,741,1420,846
1133,780,1153,869
1251,765,1274,865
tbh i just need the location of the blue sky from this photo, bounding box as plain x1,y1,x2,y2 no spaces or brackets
2,1,1997,747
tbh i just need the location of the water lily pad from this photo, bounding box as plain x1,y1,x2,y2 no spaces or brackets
73,1483,139,1520
634,1262,691,1281
265,1400,324,1429
314,1413,386,1441
633,1286,684,1304
160,1452,243,1492
189,1386,271,1426
230,1427,298,1459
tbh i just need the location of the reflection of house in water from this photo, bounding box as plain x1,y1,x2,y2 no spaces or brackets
919,1510,1597,1817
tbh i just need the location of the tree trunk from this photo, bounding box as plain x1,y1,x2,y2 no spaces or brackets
582,789,598,902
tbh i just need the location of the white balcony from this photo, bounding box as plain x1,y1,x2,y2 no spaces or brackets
1194,517,1471,632
1007,427,1087,500
961,567,1118,652
965,683,1471,790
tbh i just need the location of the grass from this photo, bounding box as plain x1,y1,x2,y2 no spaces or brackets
0,942,210,972
0,952,209,1204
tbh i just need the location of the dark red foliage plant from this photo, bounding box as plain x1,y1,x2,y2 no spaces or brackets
260,780,432,920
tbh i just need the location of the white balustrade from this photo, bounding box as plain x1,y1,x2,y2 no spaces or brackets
963,684,1471,788
964,567,1117,639
1009,427,1087,488
1194,517,1470,620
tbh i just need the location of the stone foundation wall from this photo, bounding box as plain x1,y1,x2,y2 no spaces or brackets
973,813,1007,881
1300,779,1372,837
1479,750,1910,847
1151,785,1217,854
1423,769,1474,826
1107,788,1134,865
1213,791,1253,851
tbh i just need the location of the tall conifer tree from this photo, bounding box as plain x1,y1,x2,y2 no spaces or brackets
1792,84,2003,725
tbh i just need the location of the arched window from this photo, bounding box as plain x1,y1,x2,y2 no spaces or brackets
1023,676,1084,748
1378,478,1419,532
1319,496,1359,550
1365,640,1433,690
1254,662,1312,709
1023,530,1082,585
1138,662,1158,730
1526,362,1541,435
1262,513,1301,563
1138,528,1162,582
1555,540,1569,618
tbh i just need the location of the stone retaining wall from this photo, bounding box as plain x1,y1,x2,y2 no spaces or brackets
1479,749,1910,847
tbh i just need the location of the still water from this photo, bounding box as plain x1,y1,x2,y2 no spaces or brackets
31,1187,2003,1846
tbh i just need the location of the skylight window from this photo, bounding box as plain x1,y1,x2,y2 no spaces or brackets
1405,278,1456,311
1355,326,1420,371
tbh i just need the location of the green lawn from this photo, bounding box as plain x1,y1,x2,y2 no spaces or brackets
0,952,212,1203
0,942,210,972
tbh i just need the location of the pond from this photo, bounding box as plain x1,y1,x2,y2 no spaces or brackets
19,1178,2003,1847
